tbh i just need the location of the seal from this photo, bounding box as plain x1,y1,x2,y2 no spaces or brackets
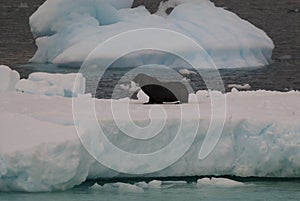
133,73,189,104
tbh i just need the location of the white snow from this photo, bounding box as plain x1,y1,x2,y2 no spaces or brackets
197,177,244,187
0,65,20,93
15,72,86,97
29,0,273,69
1,67,300,192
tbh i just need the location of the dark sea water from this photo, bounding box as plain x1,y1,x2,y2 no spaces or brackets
1,181,300,201
0,0,299,97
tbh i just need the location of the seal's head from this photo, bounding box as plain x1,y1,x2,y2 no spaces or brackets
133,73,159,87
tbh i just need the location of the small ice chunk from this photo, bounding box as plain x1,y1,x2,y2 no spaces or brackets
179,69,197,75
197,177,244,187
91,183,103,190
162,180,187,188
148,180,162,188
231,88,239,93
91,182,144,193
197,177,211,185
228,84,251,90
117,182,144,193
135,181,149,188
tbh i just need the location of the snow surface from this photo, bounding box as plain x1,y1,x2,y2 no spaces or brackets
29,0,273,68
1,67,300,192
16,79,65,97
16,72,86,97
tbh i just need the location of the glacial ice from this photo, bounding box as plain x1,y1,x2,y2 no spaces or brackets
29,0,274,68
1,66,300,192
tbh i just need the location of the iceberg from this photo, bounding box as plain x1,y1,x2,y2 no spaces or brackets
29,0,274,68
0,67,300,192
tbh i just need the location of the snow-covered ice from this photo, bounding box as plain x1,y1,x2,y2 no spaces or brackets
1,66,300,192
29,0,273,69
16,72,86,97
16,79,65,97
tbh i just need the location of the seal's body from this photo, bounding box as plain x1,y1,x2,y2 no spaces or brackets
133,74,188,104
